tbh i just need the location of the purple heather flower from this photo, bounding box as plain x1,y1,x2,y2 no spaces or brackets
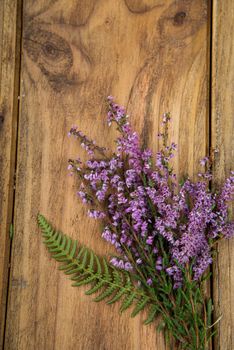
156,256,162,264
200,156,209,166
88,209,106,219
136,258,142,265
107,95,114,101
77,190,88,204
110,257,133,271
156,265,163,271
193,251,212,280
222,222,234,238
147,278,153,286
155,256,163,271
124,262,133,271
166,267,174,276
146,236,154,245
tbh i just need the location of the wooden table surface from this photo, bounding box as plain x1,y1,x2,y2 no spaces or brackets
0,1,233,349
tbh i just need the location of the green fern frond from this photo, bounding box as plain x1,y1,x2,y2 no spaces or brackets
131,296,149,317
144,305,160,325
120,292,137,312
38,214,157,319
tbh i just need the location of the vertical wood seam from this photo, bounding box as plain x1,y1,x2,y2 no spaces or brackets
2,0,23,348
211,1,234,349
209,1,214,349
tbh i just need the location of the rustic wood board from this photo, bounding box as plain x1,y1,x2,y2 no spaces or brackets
0,0,21,347
3,1,210,349
212,1,234,349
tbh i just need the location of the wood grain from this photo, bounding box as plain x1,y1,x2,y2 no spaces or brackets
4,1,210,349
0,0,21,347
212,1,234,349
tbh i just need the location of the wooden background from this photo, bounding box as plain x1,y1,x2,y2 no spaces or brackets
0,0,233,349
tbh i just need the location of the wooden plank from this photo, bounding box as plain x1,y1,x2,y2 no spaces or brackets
0,0,21,347
212,1,234,349
4,1,210,349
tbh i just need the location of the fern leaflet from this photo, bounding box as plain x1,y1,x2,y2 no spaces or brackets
38,214,159,322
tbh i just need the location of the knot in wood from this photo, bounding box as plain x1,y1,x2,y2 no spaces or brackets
174,11,186,26
43,42,60,59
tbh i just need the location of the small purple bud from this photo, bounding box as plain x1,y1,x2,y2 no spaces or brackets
147,278,153,286
200,156,209,166
146,236,154,245
156,265,162,271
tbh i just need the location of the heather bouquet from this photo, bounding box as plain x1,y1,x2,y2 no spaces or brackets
38,97,234,350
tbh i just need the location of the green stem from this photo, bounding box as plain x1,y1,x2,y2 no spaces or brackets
186,265,200,349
